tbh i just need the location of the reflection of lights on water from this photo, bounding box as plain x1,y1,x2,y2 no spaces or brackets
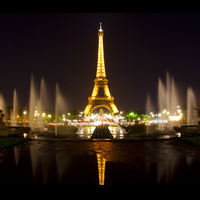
96,153,106,185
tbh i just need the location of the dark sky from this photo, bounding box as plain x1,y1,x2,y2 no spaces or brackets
0,13,200,112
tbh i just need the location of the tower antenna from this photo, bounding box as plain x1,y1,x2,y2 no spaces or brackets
99,22,102,31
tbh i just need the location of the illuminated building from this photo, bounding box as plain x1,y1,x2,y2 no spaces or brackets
84,22,119,116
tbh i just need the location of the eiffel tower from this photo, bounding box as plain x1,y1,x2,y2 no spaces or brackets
84,23,119,116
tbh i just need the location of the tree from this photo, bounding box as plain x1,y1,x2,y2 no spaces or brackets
68,109,80,119
125,110,139,122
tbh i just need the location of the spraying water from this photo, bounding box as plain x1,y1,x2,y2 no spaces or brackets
29,75,37,132
158,72,180,132
55,82,67,136
0,93,6,123
146,93,153,134
55,83,58,136
187,86,197,125
37,77,46,132
158,78,166,132
11,89,18,126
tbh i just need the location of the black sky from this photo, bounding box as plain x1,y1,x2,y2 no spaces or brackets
0,13,200,112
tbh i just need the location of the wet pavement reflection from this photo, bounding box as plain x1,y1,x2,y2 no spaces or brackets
0,139,200,185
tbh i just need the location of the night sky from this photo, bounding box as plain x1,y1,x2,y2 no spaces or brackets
1,13,200,112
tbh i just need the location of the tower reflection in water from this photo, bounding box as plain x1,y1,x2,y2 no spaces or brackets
96,152,106,185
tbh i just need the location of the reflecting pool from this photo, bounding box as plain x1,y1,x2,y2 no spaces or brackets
0,139,200,185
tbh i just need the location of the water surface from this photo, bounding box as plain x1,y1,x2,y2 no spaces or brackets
0,139,200,185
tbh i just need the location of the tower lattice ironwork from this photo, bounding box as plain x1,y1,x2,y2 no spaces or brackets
84,22,119,116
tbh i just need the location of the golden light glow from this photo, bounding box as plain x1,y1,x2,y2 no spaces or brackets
96,22,105,79
96,35,106,78
84,22,119,116
96,153,106,185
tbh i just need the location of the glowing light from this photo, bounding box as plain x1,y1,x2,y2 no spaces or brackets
94,120,101,126
97,23,106,78
91,126,95,132
177,133,181,137
23,133,27,138
169,115,182,121
99,22,103,32
105,114,112,119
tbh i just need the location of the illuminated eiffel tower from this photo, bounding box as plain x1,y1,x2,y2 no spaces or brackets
84,23,119,116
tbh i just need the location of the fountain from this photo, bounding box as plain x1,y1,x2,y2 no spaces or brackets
174,87,200,136
146,93,153,134
11,89,18,127
29,75,37,132
27,74,67,136
55,82,67,136
158,72,180,132
0,93,6,121
37,77,46,133
187,86,197,125
158,78,166,132
55,82,58,136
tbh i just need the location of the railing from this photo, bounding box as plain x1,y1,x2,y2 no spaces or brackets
88,96,114,101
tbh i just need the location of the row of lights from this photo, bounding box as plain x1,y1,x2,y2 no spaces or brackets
149,106,183,121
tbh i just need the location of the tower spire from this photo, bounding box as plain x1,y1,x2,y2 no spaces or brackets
99,22,103,32
96,22,106,79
